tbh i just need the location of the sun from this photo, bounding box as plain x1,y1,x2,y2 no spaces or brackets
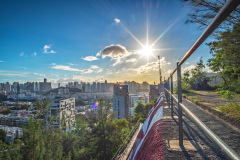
140,45,153,57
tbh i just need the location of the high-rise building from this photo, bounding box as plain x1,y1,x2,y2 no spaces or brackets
105,80,107,92
68,82,74,88
39,78,51,92
85,83,90,92
74,81,78,88
113,84,129,120
48,97,75,131
34,82,39,91
149,85,158,101
26,82,34,92
107,83,114,92
92,82,97,92
142,81,149,91
100,83,105,92
5,82,10,92
12,82,19,92
130,81,137,93
97,82,100,92
17,83,20,95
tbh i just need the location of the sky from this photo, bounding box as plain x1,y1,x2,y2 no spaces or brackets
0,0,215,88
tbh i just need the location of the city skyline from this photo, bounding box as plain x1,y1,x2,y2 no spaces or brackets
0,0,214,87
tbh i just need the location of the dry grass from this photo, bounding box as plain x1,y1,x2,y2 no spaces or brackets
216,103,240,119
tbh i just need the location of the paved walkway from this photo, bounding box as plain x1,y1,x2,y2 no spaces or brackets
162,96,240,159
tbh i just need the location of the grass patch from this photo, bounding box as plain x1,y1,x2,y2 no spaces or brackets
189,96,199,100
182,91,196,97
216,103,240,119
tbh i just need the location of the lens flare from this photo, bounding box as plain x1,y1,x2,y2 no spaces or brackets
91,101,100,110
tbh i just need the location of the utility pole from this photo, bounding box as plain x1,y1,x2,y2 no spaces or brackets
158,55,162,84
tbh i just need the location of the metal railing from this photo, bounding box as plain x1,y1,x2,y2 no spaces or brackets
111,120,140,160
164,0,240,159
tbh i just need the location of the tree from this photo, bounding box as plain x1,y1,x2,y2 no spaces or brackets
2,108,12,115
190,57,209,89
207,22,240,92
85,101,130,160
21,117,46,160
0,139,22,159
134,101,145,118
0,129,6,142
0,95,7,103
76,100,85,106
182,0,240,31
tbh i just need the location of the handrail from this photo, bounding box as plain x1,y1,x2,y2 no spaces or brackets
164,88,240,160
170,0,240,76
111,119,140,160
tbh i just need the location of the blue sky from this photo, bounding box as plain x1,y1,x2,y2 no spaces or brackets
0,0,214,87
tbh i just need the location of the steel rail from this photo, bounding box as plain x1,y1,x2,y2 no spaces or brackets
170,0,240,76
164,88,240,160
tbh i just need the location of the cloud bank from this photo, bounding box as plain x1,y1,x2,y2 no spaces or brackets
51,64,103,74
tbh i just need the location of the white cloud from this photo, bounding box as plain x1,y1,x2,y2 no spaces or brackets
182,65,195,73
0,70,26,77
185,62,189,65
43,45,50,52
51,63,56,65
96,68,103,73
90,65,99,69
33,52,37,56
114,18,120,24
49,50,56,53
19,67,27,69
20,52,24,56
126,58,137,63
167,69,173,74
68,63,74,65
97,44,134,66
97,44,128,58
129,57,169,74
47,73,59,77
43,45,56,54
112,58,123,66
33,73,45,77
0,61,4,62
52,65,82,72
81,69,93,74
132,61,158,74
82,56,99,61
55,76,104,85
51,64,103,74
90,65,103,73
0,73,26,77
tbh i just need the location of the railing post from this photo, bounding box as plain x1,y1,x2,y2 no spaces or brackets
168,78,170,108
166,80,168,104
177,62,183,146
171,74,173,117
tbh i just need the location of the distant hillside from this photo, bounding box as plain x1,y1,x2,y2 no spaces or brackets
44,87,82,95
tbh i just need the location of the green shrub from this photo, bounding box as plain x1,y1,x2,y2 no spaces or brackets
216,104,240,119
173,81,191,94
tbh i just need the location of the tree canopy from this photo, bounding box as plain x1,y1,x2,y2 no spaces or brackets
207,22,240,92
0,100,131,160
182,0,240,31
